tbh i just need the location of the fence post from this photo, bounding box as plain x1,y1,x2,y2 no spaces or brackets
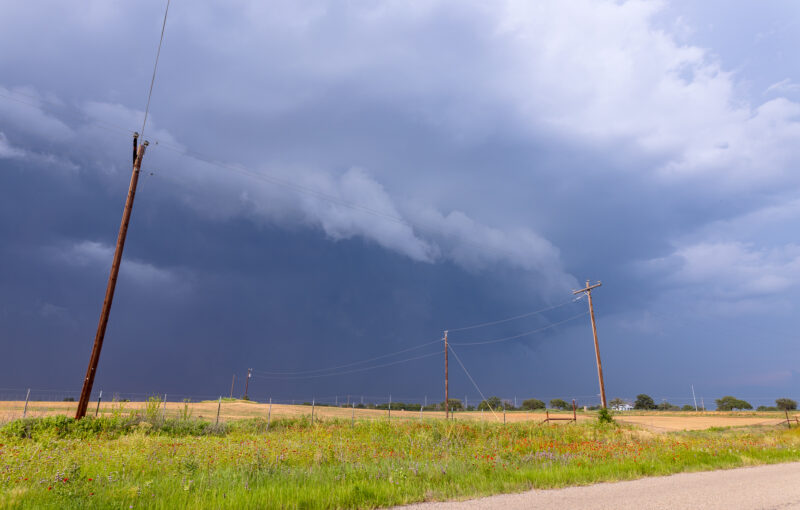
163,394,167,419
22,388,30,418
503,402,506,425
351,403,355,427
787,410,792,429
267,397,272,431
95,390,103,417
215,396,221,426
388,394,391,420
311,398,315,425
572,399,577,423
420,403,423,421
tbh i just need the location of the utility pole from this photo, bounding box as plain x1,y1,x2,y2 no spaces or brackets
691,385,698,411
244,368,252,400
76,134,148,419
573,280,607,409
230,374,236,399
444,330,449,420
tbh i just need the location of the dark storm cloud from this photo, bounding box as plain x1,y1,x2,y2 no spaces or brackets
1,0,799,407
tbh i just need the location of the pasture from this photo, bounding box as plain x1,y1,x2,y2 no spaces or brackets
1,406,799,509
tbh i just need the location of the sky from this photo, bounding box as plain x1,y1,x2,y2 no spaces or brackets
1,0,799,409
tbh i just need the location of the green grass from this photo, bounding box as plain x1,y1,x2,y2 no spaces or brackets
1,415,799,509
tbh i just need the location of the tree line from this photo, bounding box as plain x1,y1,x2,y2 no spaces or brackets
619,394,797,411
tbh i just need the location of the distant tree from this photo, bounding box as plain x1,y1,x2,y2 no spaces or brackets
442,399,463,411
478,396,502,411
521,399,545,410
776,398,798,411
609,398,627,408
549,399,569,410
657,401,679,411
757,405,778,411
682,404,695,411
63,397,75,402
715,396,753,411
634,394,656,410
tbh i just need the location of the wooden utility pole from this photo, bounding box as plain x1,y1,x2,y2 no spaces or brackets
75,134,148,419
230,374,236,399
244,368,252,400
573,280,607,409
444,330,449,420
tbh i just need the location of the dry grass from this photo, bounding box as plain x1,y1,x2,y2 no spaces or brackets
0,400,794,430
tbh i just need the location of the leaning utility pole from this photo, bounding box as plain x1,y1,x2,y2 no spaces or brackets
75,134,148,419
244,368,252,400
444,330,449,420
230,374,236,399
573,280,607,409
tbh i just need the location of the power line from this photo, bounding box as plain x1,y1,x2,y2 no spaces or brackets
446,296,583,333
448,311,589,346
447,344,499,421
141,0,170,138
251,351,441,380
252,338,441,376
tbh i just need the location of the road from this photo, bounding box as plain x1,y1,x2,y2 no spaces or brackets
398,462,800,510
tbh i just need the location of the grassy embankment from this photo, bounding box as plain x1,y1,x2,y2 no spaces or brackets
1,409,799,509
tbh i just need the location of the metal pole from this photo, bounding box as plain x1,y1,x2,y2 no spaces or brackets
311,398,315,425
215,396,221,425
76,136,147,419
503,401,506,425
388,394,391,420
162,393,167,418
352,403,355,427
22,388,30,418
267,397,272,430
230,374,235,399
444,330,449,420
95,390,103,417
691,385,698,411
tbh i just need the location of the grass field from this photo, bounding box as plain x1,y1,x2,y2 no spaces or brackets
0,399,793,430
1,410,799,509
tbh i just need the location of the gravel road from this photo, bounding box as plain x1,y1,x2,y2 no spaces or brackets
398,462,800,509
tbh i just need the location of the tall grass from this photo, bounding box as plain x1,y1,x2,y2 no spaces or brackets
1,416,798,509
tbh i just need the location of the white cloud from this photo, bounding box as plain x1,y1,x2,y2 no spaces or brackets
0,132,24,159
765,78,800,96
648,241,800,299
55,240,178,287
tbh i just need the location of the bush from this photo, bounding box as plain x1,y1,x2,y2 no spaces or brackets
634,394,656,410
715,396,752,411
478,397,502,411
597,407,614,424
521,398,545,410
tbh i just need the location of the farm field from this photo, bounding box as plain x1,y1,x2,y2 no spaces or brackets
1,411,799,509
0,399,793,430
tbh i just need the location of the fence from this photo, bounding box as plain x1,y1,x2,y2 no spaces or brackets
0,387,602,425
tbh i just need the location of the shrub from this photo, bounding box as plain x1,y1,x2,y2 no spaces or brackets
521,399,545,410
597,407,614,424
634,394,656,410
715,396,752,411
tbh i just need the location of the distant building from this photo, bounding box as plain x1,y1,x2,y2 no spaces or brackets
612,403,634,411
